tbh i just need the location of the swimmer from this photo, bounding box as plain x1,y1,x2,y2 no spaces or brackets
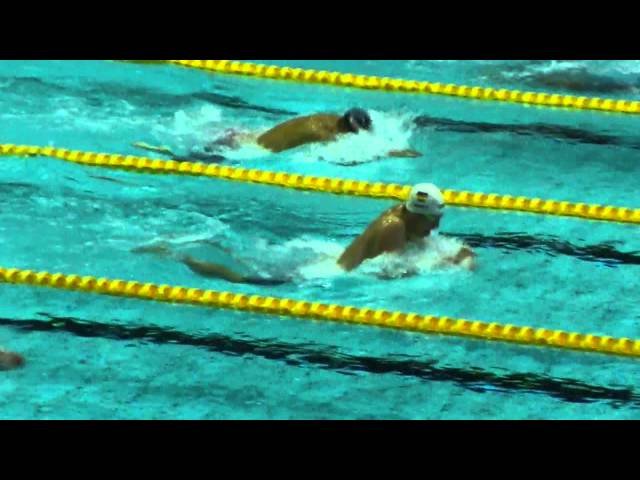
0,348,25,371
132,108,422,161
132,184,474,285
338,183,475,271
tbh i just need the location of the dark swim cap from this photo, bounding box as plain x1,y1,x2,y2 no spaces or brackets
343,108,372,133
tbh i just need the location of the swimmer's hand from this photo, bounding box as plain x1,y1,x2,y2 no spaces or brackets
451,246,476,270
387,149,422,158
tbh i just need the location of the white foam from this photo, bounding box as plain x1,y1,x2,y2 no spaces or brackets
223,143,270,161
169,104,224,136
606,61,640,76
250,234,473,282
149,104,228,152
120,213,231,250
146,104,270,160
536,60,640,78
281,238,345,280
499,60,640,84
531,60,585,75
358,235,472,279
44,98,149,134
239,236,344,281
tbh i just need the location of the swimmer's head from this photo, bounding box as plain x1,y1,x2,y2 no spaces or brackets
405,183,445,219
343,108,372,133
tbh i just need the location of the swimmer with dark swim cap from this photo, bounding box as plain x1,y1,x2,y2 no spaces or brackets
133,108,422,161
343,108,373,133
132,184,474,286
254,108,374,153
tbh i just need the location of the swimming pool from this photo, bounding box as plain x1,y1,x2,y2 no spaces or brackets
1,60,640,419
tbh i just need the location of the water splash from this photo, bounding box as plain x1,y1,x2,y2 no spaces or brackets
249,234,472,282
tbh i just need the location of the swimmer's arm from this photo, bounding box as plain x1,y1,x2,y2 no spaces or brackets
387,149,422,158
338,220,405,272
181,255,246,283
181,255,287,285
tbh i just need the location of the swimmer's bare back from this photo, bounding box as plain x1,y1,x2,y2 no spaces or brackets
257,114,345,153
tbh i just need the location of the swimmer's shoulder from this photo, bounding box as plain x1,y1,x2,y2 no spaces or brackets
373,211,404,237
364,207,400,231
379,205,405,225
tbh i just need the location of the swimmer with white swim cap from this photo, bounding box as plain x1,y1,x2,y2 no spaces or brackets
338,183,475,271
133,183,474,285
133,108,422,161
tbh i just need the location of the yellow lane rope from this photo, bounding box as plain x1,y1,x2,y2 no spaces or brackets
3,143,639,225
2,266,639,358
125,60,640,115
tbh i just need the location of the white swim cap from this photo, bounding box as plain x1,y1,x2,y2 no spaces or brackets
405,183,445,218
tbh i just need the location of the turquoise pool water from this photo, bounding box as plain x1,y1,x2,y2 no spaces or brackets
1,60,640,419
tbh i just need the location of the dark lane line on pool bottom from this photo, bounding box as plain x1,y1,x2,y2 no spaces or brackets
2,314,638,411
446,231,640,268
0,76,297,117
414,114,640,151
